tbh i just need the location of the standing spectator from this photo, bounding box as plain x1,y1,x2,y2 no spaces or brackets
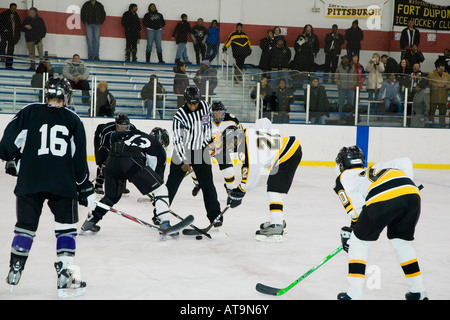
172,14,191,64
381,54,398,74
0,3,21,69
93,81,116,117
121,3,140,62
273,26,286,46
408,62,425,101
223,23,252,83
292,24,319,72
142,3,165,63
141,74,166,119
400,18,420,60
350,54,364,90
173,60,190,107
193,60,218,99
258,29,274,75
166,86,222,227
205,19,219,62
80,0,106,60
334,55,356,117
434,48,450,73
62,54,90,104
324,24,344,81
365,52,385,102
427,62,450,127
396,58,412,93
411,79,429,127
21,7,46,70
269,37,291,87
308,77,330,125
191,18,207,64
345,20,364,59
378,73,403,115
273,78,294,123
404,44,424,68
250,76,276,119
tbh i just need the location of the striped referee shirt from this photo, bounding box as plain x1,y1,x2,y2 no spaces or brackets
172,100,213,163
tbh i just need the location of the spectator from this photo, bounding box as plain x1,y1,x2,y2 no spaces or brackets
409,62,426,101
269,37,291,87
142,3,165,63
404,44,424,68
292,24,319,72
434,48,450,73
93,81,116,117
400,18,420,60
334,55,356,117
205,19,219,62
381,54,398,74
172,14,191,64
365,52,385,102
80,0,106,60
273,26,286,47
31,59,55,96
21,7,46,70
0,3,21,69
308,77,330,125
191,18,207,65
378,73,403,115
345,20,364,59
350,54,364,90
427,62,450,127
324,24,344,81
396,58,412,93
141,74,166,119
173,61,190,107
63,53,90,103
273,78,294,123
223,23,252,83
121,3,140,62
250,76,276,119
411,79,429,127
258,29,274,75
193,60,217,99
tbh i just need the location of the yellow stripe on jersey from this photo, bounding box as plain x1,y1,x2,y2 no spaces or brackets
275,137,300,166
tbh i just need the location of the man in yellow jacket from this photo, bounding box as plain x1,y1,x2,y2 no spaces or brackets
427,62,450,127
223,23,251,83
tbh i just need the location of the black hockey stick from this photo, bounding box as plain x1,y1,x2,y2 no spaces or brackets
256,245,343,296
182,205,231,236
169,209,212,239
94,201,194,235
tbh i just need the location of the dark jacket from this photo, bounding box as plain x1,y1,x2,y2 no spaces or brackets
258,36,274,71
324,32,344,56
274,87,294,112
81,1,106,25
142,11,165,30
95,89,116,116
0,8,21,43
21,15,46,42
172,20,191,44
269,45,291,70
345,20,364,51
141,76,166,101
121,10,141,39
173,66,190,95
308,85,330,117
223,30,252,57
400,27,420,50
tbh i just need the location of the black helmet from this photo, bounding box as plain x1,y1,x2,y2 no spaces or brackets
211,101,226,123
150,127,170,148
184,86,201,104
115,113,130,131
222,125,244,152
45,77,73,106
335,146,365,173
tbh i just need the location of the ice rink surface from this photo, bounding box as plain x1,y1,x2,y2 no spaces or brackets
0,163,449,302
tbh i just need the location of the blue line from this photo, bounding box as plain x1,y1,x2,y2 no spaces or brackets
356,126,369,167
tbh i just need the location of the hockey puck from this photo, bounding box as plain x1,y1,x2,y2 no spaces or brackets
196,235,203,240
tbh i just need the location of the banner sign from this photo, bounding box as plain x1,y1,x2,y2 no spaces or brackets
325,3,383,19
393,0,450,31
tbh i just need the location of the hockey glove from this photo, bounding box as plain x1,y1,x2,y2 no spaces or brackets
78,180,96,210
340,226,353,253
227,187,245,208
5,159,20,176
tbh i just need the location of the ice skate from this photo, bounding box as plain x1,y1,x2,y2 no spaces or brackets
94,186,104,195
80,213,100,233
6,258,25,290
192,184,201,197
255,223,284,242
54,261,86,299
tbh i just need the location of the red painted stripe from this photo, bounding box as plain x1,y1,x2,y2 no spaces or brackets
10,9,449,53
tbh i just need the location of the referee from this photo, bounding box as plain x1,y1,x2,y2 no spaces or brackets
166,86,222,225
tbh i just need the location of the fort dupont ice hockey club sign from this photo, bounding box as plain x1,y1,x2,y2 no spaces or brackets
394,0,450,31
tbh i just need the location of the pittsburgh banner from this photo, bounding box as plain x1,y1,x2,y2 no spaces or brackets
324,3,383,19
394,0,450,31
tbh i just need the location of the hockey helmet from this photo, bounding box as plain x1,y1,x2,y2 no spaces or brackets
150,127,170,148
115,113,130,131
45,77,73,107
184,86,201,105
222,125,244,152
335,146,365,173
211,101,226,123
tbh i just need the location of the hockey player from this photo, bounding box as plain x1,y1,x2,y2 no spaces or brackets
93,115,136,194
333,145,427,300
81,126,172,238
191,101,242,196
0,77,94,298
223,118,302,242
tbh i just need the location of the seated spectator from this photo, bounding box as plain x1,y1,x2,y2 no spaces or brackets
404,45,424,68
193,60,217,100
31,59,55,101
273,78,294,123
173,61,190,107
378,73,403,115
250,76,276,119
93,81,116,117
411,79,429,127
307,77,330,125
434,48,450,73
63,53,90,103
141,74,166,119
381,54,398,74
396,58,412,93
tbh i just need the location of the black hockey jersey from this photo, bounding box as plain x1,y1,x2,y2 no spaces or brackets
0,103,90,199
94,121,136,165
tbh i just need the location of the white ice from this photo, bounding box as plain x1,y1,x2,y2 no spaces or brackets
0,163,449,300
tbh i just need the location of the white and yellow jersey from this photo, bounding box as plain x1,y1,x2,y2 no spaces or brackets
333,157,420,222
211,113,242,150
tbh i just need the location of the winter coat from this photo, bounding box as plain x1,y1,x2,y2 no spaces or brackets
62,60,89,81
81,1,106,25
308,84,330,116
400,27,420,50
142,11,165,30
335,64,356,90
223,31,252,57
365,61,384,90
428,70,450,104
345,20,364,51
258,36,274,71
324,32,344,56
207,26,220,45
173,66,190,96
141,78,166,101
378,79,401,101
194,67,218,95
0,9,21,44
21,15,46,42
121,10,141,40
274,87,294,112
172,21,191,44
269,45,291,70
95,89,116,116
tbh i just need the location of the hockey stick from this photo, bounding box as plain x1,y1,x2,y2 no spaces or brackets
94,201,194,235
256,245,343,296
169,209,212,239
182,205,231,236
